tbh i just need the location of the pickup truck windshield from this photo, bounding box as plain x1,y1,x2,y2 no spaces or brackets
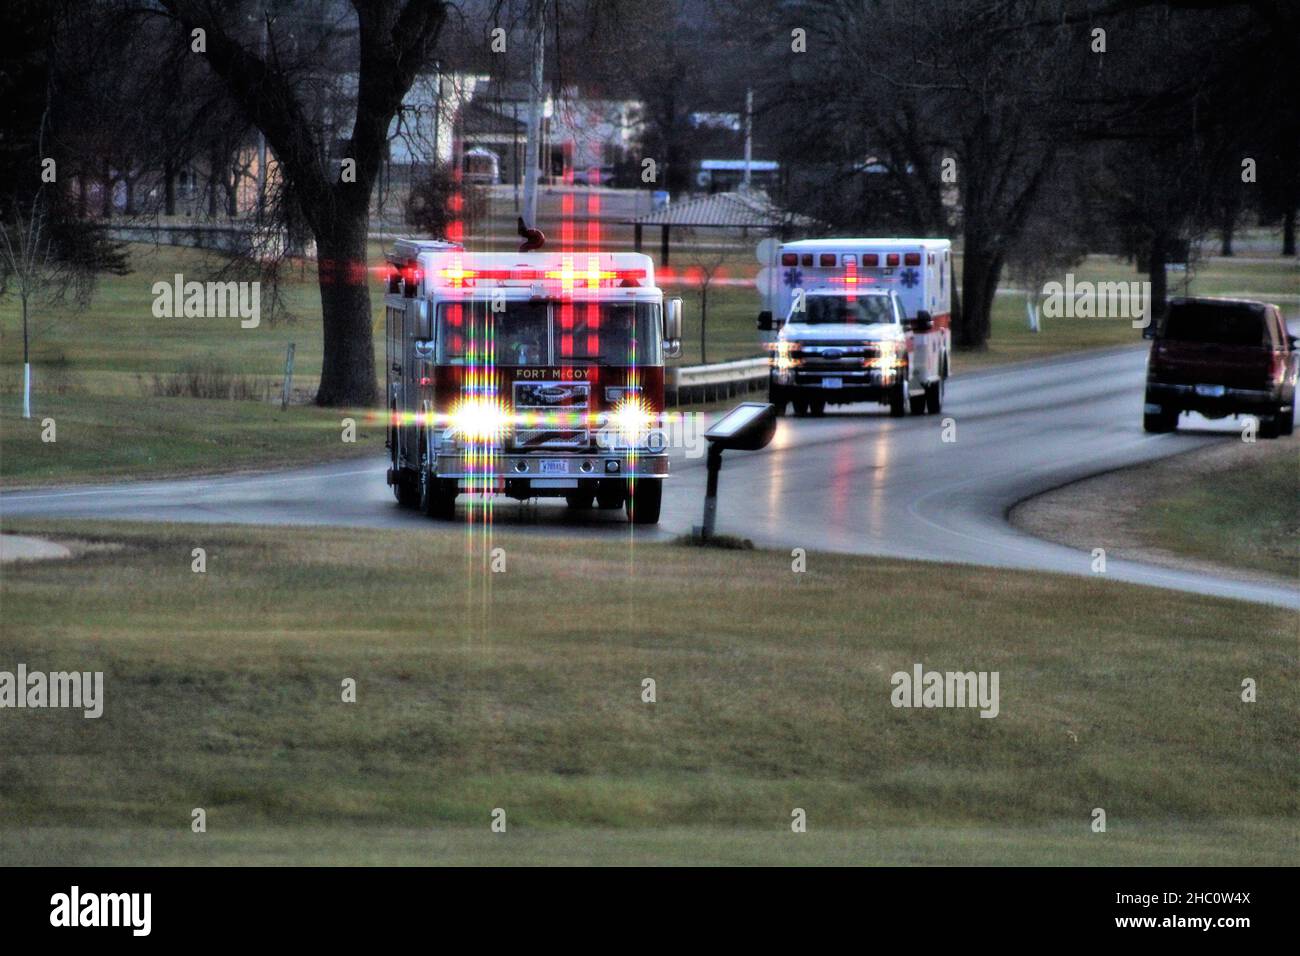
437,301,663,365
795,295,896,325
1163,302,1268,347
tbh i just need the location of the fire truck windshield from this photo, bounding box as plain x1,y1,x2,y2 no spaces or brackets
796,294,897,326
437,301,662,366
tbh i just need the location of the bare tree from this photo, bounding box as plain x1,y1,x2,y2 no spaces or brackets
0,194,94,418
141,0,451,407
680,229,729,364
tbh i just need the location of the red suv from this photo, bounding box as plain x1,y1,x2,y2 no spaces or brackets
1144,297,1297,438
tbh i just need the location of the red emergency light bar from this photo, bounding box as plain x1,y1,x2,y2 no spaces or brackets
438,266,646,287
903,252,921,266
829,275,877,285
885,253,900,266
862,254,879,266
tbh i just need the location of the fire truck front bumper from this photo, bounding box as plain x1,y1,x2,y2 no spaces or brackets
434,451,669,488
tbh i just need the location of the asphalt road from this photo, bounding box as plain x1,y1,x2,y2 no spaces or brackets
3,345,1297,609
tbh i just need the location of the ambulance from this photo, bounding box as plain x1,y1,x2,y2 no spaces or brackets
383,238,682,523
757,238,952,416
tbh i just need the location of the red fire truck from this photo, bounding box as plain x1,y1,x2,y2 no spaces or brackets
383,238,682,524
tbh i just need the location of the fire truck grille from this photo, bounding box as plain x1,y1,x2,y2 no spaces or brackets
513,429,590,450
510,380,591,449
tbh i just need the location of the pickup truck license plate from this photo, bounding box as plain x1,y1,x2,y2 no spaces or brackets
822,377,843,389
540,460,567,475
1195,384,1226,397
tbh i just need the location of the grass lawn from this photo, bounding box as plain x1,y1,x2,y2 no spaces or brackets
1,520,1294,865
1135,440,1298,579
0,394,382,487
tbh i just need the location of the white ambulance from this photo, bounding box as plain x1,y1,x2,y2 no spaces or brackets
757,238,953,417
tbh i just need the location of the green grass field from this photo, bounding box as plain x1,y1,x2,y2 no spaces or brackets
1135,440,1299,579
1,520,1294,865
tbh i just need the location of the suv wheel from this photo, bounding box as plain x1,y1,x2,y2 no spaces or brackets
889,380,907,418
1143,408,1178,433
1277,404,1294,437
769,382,789,417
925,377,944,415
1258,412,1282,440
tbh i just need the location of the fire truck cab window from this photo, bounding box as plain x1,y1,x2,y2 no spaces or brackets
436,301,661,365
497,302,549,365
561,303,661,365
797,294,897,326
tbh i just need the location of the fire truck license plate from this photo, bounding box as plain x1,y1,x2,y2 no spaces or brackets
822,378,842,389
540,460,568,475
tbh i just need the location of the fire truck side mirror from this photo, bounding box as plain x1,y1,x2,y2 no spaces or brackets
412,302,432,340
665,297,683,354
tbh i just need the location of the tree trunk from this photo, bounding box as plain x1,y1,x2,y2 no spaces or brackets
1284,207,1297,257
700,284,708,365
1147,231,1169,323
164,161,176,217
22,296,31,419
1219,217,1234,256
101,166,112,218
313,212,379,407
957,240,1000,350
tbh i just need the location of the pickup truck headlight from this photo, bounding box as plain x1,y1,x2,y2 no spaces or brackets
769,340,800,372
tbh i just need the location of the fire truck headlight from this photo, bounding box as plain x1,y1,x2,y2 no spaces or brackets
609,396,656,446
449,397,511,442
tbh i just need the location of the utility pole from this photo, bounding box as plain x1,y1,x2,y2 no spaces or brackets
254,11,269,222
743,88,753,190
521,0,548,228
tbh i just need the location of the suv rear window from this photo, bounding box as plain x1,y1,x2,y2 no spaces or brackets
1162,301,1268,346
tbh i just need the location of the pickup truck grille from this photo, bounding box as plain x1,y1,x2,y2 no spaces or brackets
792,341,880,370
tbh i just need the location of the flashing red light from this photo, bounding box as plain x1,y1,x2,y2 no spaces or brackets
830,275,876,285
781,253,798,266
801,254,813,266
904,252,921,266
436,266,646,287
885,253,900,266
819,253,837,267
862,254,879,267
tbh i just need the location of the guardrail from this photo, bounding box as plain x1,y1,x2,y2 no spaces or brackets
668,356,768,407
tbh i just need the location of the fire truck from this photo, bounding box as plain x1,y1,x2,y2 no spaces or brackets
383,238,682,523
757,238,952,416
